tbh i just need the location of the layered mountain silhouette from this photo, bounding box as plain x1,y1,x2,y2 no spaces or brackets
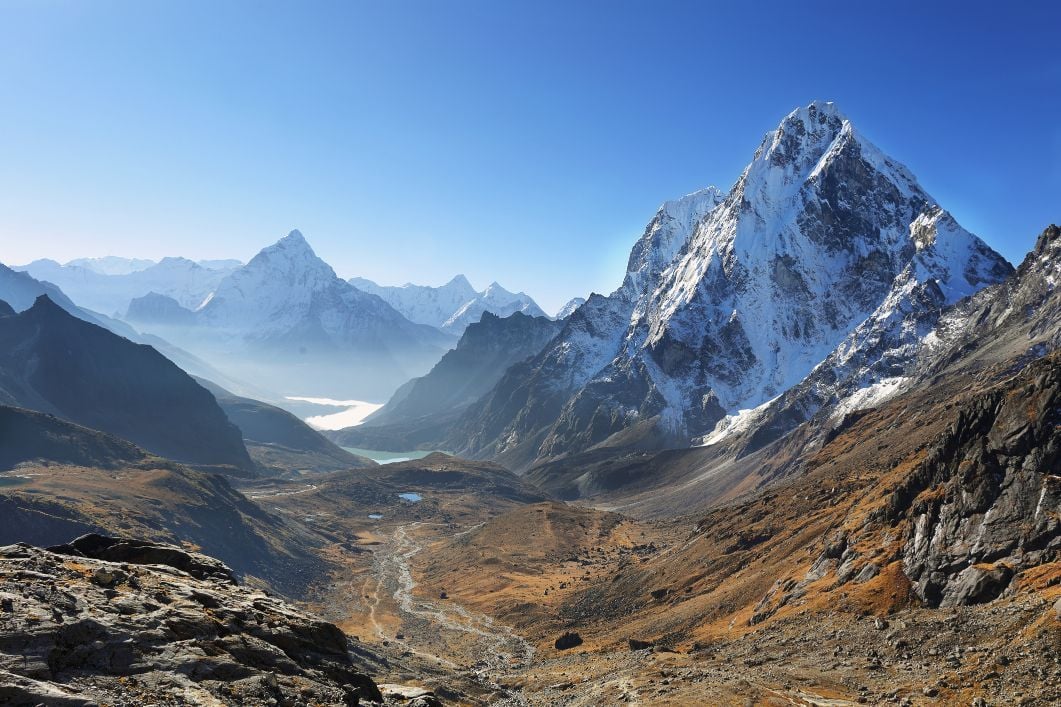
330,310,563,451
0,295,253,472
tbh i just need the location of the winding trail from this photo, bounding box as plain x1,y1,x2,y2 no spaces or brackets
370,522,534,704
245,484,318,500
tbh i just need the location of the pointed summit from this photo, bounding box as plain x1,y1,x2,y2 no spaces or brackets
269,229,315,255
1032,224,1061,259
242,229,329,279
29,293,64,314
446,274,475,292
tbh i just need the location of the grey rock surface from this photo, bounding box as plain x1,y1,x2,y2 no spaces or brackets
0,537,386,705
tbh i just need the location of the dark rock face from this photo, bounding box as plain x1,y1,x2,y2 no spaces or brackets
371,311,563,427
0,296,253,472
894,355,1060,607
447,291,636,470
0,538,384,706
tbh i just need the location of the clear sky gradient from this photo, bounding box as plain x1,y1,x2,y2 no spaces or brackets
1,0,1058,312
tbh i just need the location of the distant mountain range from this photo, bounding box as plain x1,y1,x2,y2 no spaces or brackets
119,230,454,400
12,232,562,402
349,274,548,334
16,256,240,314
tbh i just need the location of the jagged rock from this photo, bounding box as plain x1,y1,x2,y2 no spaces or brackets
49,534,236,583
898,355,1060,607
628,639,655,651
0,669,97,706
0,538,384,706
554,632,583,650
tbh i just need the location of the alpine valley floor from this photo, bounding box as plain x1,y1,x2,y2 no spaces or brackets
233,442,1060,706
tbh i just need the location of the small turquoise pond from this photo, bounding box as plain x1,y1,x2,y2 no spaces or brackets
398,492,422,502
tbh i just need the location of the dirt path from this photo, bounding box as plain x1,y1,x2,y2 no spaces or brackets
370,522,534,704
244,483,318,500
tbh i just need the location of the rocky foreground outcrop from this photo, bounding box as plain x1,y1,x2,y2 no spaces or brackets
0,535,387,706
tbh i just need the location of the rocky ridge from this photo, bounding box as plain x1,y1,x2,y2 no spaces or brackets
0,535,389,706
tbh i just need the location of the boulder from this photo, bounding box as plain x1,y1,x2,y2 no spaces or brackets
49,534,236,583
554,632,583,650
945,565,1014,607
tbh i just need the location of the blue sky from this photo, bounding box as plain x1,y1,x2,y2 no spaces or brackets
0,1,1058,312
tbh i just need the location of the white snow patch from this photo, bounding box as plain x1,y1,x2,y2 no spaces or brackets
696,397,778,447
830,377,908,420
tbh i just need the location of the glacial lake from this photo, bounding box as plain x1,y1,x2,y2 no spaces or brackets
398,492,422,502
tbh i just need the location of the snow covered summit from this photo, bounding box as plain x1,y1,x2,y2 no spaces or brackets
350,273,547,334
444,101,1012,469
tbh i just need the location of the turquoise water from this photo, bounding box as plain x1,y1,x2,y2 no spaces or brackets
398,492,422,502
342,447,439,465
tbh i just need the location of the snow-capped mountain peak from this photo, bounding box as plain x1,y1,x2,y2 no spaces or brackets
350,273,547,334
445,101,1012,469
445,274,476,292
636,102,1009,417
232,229,338,291
199,230,344,332
556,297,586,319
251,229,321,265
